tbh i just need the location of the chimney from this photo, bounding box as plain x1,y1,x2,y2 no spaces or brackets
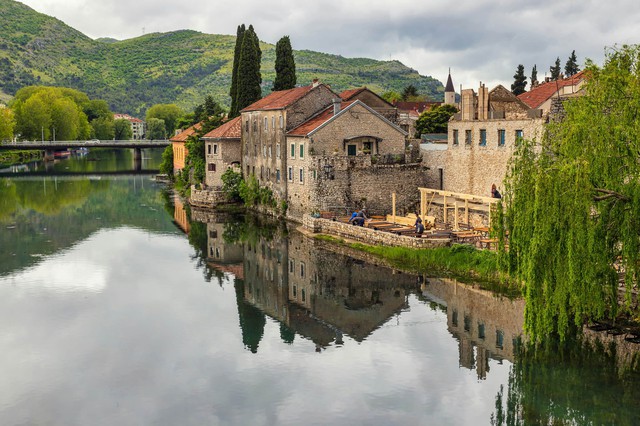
332,98,341,115
312,78,320,87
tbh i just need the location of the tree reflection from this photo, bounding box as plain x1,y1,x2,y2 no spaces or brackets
491,336,640,425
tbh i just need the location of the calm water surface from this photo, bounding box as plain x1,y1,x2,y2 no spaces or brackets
0,151,639,425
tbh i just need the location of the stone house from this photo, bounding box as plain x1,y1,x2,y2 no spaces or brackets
518,70,586,114
201,116,242,188
285,99,425,218
424,83,544,196
113,113,146,140
240,81,336,203
339,87,398,123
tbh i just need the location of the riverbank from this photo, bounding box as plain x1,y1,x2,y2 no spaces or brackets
0,150,43,168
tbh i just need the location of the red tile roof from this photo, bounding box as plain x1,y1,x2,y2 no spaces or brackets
170,122,202,142
339,88,366,100
287,101,356,136
202,116,241,139
241,85,317,112
114,113,143,123
518,70,586,109
394,101,440,113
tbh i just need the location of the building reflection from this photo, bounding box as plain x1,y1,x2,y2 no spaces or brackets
421,278,524,379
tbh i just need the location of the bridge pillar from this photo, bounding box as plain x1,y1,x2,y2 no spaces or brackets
43,149,55,162
133,147,142,171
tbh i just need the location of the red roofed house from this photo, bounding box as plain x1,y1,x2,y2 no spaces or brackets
202,116,242,188
113,113,145,140
339,87,398,123
240,80,336,205
170,122,202,172
518,71,586,113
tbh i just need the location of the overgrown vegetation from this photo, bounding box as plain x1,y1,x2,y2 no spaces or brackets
497,45,640,342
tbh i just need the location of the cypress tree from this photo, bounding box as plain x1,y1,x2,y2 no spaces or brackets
229,24,245,118
530,64,538,87
273,36,296,91
235,25,262,113
511,64,527,95
550,57,561,80
565,50,580,76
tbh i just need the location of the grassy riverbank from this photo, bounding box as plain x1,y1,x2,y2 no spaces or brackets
314,234,520,296
0,150,43,167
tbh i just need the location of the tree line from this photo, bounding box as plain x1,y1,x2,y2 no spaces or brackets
511,50,580,95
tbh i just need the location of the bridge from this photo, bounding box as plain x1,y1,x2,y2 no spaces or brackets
0,140,170,150
0,139,171,161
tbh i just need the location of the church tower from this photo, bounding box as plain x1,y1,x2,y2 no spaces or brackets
444,69,455,105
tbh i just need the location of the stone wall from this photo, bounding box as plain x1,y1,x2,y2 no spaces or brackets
302,215,450,248
189,186,229,208
205,138,241,188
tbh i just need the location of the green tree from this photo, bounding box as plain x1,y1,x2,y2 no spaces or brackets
401,85,418,101
159,144,174,177
91,116,115,140
497,45,640,342
511,64,527,95
414,104,458,137
83,99,112,122
565,50,580,76
273,35,296,91
550,57,561,80
0,108,16,141
146,104,184,136
145,118,166,140
114,118,133,140
381,91,402,104
530,64,538,87
51,97,82,141
235,25,262,113
16,96,51,140
221,168,243,202
229,24,246,118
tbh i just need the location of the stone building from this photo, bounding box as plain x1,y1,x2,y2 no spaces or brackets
201,116,242,188
423,83,544,196
240,81,336,203
285,99,420,217
339,87,398,123
518,70,586,114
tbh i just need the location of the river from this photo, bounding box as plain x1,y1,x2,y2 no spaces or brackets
0,148,638,425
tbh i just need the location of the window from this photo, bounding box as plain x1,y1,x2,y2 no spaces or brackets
213,144,218,155
453,129,459,145
279,116,284,128
268,145,272,158
290,143,295,158
312,170,317,180
272,116,275,130
263,145,266,157
363,141,372,153
276,143,281,158
498,129,506,146
288,167,293,181
289,259,295,273
208,163,216,172
276,169,281,182
452,310,458,327
465,130,472,145
299,168,304,183
496,330,504,349
300,262,305,278
245,120,249,132
479,129,487,146
478,323,485,340
515,129,523,145
347,144,356,156
266,168,270,180
260,166,263,179
299,143,304,158
207,144,212,155
264,117,268,130
464,315,471,332
301,289,306,302
253,119,257,132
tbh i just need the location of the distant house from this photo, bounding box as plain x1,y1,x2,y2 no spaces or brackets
201,116,242,188
518,71,586,114
113,113,145,140
170,122,202,173
393,101,441,136
339,87,398,123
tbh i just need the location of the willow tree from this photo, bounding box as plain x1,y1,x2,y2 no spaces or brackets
497,45,640,342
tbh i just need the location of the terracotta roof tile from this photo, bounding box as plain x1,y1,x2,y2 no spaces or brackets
287,101,356,136
518,70,586,109
241,85,316,112
394,101,439,113
339,88,366,100
202,116,241,139
170,122,202,142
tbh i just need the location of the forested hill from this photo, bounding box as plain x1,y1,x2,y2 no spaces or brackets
0,0,444,116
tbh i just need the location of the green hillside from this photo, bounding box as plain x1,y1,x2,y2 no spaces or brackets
0,0,444,115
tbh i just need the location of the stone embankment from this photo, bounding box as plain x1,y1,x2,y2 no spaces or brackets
302,215,450,249
189,186,229,208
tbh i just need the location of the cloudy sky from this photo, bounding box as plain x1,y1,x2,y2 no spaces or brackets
19,0,640,90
